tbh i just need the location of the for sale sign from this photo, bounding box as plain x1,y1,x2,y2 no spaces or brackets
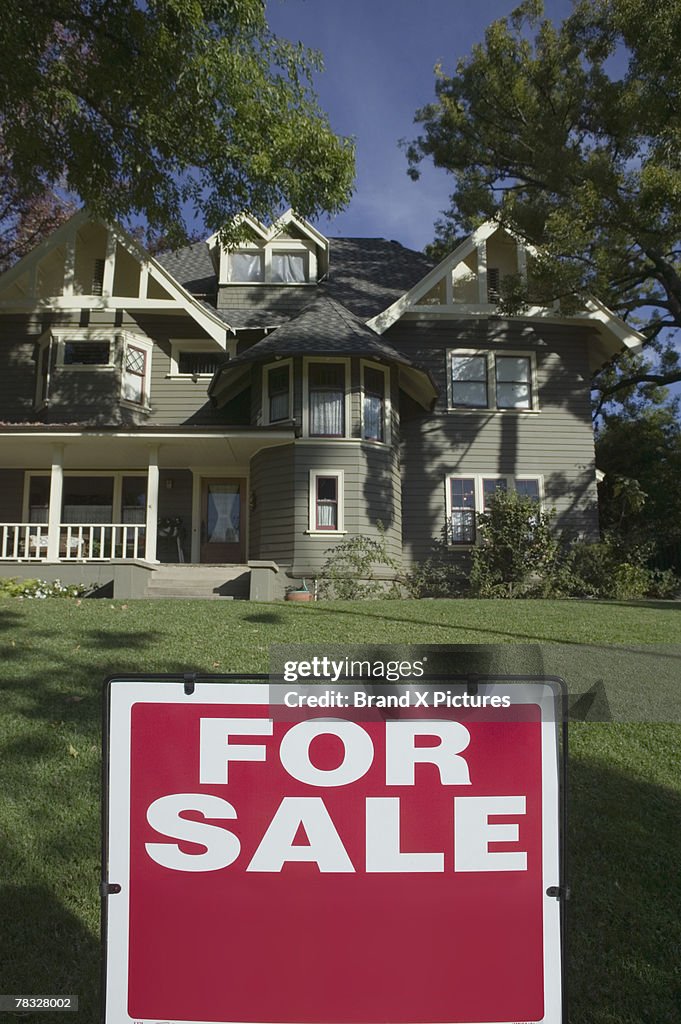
103,677,565,1024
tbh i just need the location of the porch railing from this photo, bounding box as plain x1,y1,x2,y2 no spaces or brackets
0,524,49,560
0,523,146,561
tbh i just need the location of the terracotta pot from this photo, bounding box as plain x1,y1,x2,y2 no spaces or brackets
285,590,313,602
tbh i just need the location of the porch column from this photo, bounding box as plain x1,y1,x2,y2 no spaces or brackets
46,445,64,561
145,445,160,562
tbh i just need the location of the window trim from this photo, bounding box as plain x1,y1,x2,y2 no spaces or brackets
262,358,293,425
302,357,351,439
168,339,226,378
54,332,115,371
221,240,317,286
445,473,544,547
447,349,539,412
307,469,345,534
360,359,391,444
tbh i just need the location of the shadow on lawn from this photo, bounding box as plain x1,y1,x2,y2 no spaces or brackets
568,749,681,1023
0,884,99,1024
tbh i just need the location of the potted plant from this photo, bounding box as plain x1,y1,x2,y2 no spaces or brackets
285,579,314,603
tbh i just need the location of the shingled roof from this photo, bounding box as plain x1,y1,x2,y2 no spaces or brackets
157,236,434,326
209,295,438,409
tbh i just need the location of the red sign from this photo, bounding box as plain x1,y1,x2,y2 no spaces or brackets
103,680,563,1024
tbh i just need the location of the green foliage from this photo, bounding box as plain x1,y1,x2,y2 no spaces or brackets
597,406,681,551
407,0,681,407
552,538,680,599
469,489,557,597
0,577,91,599
317,524,402,600
0,2,354,248
405,525,468,597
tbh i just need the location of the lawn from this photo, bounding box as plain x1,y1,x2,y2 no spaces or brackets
1,597,680,1023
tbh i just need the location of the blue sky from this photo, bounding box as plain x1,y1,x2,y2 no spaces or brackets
266,0,573,251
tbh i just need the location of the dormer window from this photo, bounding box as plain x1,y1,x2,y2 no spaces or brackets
229,251,264,282
271,251,307,283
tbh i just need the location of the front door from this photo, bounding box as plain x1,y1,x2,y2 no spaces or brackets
200,478,245,563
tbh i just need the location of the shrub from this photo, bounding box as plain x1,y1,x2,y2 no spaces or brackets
0,577,91,599
552,536,681,599
317,524,402,600
405,526,469,598
469,490,557,598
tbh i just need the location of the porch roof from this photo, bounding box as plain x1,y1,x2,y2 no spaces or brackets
0,425,294,469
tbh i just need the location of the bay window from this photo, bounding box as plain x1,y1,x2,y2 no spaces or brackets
308,362,346,437
362,363,388,442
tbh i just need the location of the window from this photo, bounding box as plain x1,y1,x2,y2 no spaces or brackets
362,364,388,442
308,470,344,533
450,354,488,408
448,350,537,411
230,251,264,282
271,251,307,283
63,340,111,366
487,267,501,301
446,475,543,545
123,345,147,405
308,362,346,437
266,364,291,422
177,351,224,376
496,356,532,409
91,259,105,296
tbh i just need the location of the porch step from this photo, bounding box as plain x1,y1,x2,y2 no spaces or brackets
145,564,250,599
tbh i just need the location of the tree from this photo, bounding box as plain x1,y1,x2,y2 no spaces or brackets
0,1,354,253
405,0,681,411
596,403,681,554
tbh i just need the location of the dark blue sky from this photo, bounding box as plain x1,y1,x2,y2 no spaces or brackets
266,0,572,250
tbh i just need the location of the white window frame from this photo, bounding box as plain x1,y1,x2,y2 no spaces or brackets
302,357,351,439
54,330,115,371
307,469,346,535
168,339,226,378
445,473,544,547
121,335,153,411
447,349,539,412
360,359,391,444
220,239,317,286
262,358,293,425
23,470,148,523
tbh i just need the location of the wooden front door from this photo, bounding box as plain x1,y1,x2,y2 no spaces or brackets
200,478,246,563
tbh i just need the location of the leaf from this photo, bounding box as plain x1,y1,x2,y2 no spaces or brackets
68,744,79,758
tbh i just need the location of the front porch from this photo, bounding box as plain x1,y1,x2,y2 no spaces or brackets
0,425,294,567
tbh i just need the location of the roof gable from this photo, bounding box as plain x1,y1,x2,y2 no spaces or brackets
0,211,232,346
367,221,645,368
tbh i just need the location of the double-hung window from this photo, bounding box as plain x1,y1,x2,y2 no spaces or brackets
362,364,388,441
446,475,543,545
449,350,536,411
308,362,346,437
308,470,344,533
266,364,291,423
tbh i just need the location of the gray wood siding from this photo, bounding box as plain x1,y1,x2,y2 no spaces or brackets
290,441,402,575
386,318,600,562
249,445,296,564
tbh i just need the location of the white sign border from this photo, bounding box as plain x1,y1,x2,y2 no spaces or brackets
103,678,564,1024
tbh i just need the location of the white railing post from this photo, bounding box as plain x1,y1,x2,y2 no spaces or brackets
47,445,64,560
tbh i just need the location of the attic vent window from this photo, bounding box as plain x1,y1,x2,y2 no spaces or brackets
178,351,224,376
92,259,105,295
487,267,501,301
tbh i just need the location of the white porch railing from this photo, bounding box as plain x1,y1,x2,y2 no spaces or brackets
0,524,49,560
0,523,146,561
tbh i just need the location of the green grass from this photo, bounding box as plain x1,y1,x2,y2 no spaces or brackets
1,598,680,1023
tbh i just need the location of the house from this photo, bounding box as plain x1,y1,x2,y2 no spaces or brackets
0,208,642,598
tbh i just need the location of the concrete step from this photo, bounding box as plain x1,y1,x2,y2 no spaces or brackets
145,565,250,599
